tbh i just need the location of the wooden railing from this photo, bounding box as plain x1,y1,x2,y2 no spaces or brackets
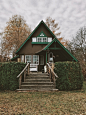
46,63,58,88
17,62,30,89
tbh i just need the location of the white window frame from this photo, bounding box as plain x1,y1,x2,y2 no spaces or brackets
33,55,39,65
37,37,47,42
25,55,31,63
37,37,43,42
43,37,47,42
32,37,36,42
48,37,52,42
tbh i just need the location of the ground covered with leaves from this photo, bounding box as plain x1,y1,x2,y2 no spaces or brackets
0,82,86,115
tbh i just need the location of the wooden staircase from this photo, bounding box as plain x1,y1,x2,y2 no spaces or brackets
17,73,57,91
16,63,59,92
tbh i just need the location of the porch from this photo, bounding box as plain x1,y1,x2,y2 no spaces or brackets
20,51,56,72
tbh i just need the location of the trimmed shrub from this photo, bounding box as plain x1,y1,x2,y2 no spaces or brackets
54,61,83,91
0,62,26,90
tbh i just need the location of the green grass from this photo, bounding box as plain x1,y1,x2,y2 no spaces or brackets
0,81,86,115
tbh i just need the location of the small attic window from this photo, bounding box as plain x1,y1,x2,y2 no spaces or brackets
37,37,47,42
43,37,47,42
37,37,42,42
32,37,36,42
48,37,52,42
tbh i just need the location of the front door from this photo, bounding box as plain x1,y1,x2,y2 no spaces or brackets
40,55,44,65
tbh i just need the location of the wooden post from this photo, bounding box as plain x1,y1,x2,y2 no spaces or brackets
46,52,47,63
54,75,56,88
37,65,38,73
24,70,26,82
49,67,50,76
50,69,51,82
19,75,22,89
28,64,30,75
46,65,48,74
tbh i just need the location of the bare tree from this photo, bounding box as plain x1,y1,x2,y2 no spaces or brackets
45,17,68,47
67,26,86,79
45,17,60,36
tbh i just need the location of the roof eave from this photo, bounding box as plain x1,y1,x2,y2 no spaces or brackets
43,38,78,62
11,55,19,61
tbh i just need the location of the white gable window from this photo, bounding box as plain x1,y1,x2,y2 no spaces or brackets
32,37,36,42
37,37,42,42
32,32,49,43
37,37,47,42
48,37,52,42
43,37,47,42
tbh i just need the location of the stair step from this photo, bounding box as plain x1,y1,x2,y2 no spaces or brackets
16,89,59,92
22,82,53,85
27,73,48,77
17,72,56,91
29,73,48,75
20,85,54,89
25,79,50,82
26,76,50,79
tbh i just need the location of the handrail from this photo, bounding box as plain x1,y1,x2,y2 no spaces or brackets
17,62,29,78
47,63,58,78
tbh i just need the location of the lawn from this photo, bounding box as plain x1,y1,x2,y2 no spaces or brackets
0,82,86,115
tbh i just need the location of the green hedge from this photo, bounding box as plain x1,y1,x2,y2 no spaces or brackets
54,61,83,91
0,62,26,91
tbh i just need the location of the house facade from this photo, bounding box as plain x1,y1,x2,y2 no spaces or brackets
11,20,78,71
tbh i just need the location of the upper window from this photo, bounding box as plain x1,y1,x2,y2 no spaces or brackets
37,37,47,42
32,31,52,44
37,37,42,42
48,37,52,42
43,37,47,42
32,37,36,42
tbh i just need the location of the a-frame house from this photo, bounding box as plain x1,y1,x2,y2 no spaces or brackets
11,20,78,72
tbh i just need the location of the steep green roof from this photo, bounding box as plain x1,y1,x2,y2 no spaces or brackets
11,55,19,61
43,38,78,62
16,20,56,54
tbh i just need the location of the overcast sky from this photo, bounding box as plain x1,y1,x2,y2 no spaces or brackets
0,0,86,48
